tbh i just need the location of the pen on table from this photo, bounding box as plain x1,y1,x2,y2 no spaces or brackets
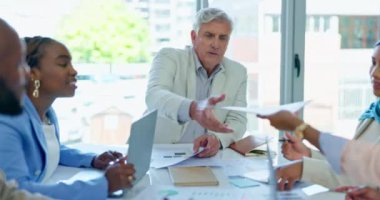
161,152,187,158
278,138,293,143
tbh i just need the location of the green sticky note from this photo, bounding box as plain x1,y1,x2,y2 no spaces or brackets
229,176,260,188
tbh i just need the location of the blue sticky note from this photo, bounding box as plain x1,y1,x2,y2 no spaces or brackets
228,176,260,188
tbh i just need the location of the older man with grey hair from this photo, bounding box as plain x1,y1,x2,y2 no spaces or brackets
146,8,247,157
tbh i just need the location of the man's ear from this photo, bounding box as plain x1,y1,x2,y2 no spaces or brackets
191,30,197,43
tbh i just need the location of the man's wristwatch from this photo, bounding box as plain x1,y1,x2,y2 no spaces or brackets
294,122,309,139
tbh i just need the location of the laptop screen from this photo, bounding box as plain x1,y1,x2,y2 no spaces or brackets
266,141,306,200
127,110,158,183
266,142,278,200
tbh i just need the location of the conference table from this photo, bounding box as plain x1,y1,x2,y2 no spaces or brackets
46,143,345,200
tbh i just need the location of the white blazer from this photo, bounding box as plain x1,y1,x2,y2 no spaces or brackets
341,138,380,186
301,119,377,189
145,46,247,148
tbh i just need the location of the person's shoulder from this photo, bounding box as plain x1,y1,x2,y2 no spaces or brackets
156,46,192,58
222,57,247,74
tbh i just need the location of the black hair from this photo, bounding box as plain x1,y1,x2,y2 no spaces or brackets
376,40,380,47
24,36,56,68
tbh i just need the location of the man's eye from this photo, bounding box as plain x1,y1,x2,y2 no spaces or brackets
205,34,213,38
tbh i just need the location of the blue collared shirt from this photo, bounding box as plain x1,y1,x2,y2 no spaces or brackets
177,48,223,142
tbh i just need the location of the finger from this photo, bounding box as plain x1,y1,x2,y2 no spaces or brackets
217,124,233,133
278,177,287,191
198,142,213,158
112,151,123,158
198,147,212,157
122,174,134,188
99,151,112,160
208,94,225,105
198,139,218,157
287,179,296,190
275,168,281,180
348,188,370,196
126,175,134,186
193,138,203,152
208,120,233,133
335,186,356,192
117,156,128,165
285,132,298,143
98,151,117,163
203,138,218,157
205,136,214,150
282,142,289,151
122,168,136,177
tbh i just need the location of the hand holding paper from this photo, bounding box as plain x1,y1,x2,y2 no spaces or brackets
193,134,220,158
190,94,233,133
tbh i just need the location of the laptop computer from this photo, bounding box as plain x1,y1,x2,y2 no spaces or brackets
266,142,306,200
109,110,158,198
127,109,158,183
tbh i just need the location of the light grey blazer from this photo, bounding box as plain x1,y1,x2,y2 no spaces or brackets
145,46,247,148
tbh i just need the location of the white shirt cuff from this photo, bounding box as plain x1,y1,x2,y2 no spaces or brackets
319,132,349,174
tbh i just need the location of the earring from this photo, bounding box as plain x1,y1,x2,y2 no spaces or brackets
32,80,40,98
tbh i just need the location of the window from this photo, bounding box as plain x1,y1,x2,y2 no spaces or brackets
272,15,280,32
305,16,332,33
338,79,376,119
1,0,195,145
339,16,380,49
303,1,380,139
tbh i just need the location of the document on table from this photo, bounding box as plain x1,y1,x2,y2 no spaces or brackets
173,155,221,167
242,169,270,183
220,100,311,116
131,185,253,200
150,145,205,168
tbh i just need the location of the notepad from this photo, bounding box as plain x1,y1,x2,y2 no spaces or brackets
168,166,219,186
229,135,269,156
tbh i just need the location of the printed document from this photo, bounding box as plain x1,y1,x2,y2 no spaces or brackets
150,144,204,168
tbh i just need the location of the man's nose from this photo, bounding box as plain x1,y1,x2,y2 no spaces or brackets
211,38,220,49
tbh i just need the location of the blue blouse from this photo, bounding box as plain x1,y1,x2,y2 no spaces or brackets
0,95,108,199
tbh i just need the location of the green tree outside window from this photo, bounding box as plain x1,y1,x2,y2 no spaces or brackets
57,0,151,63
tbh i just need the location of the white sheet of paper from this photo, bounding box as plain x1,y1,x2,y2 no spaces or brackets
221,100,311,116
242,169,270,183
302,184,329,196
150,146,204,169
220,158,267,176
173,156,222,167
